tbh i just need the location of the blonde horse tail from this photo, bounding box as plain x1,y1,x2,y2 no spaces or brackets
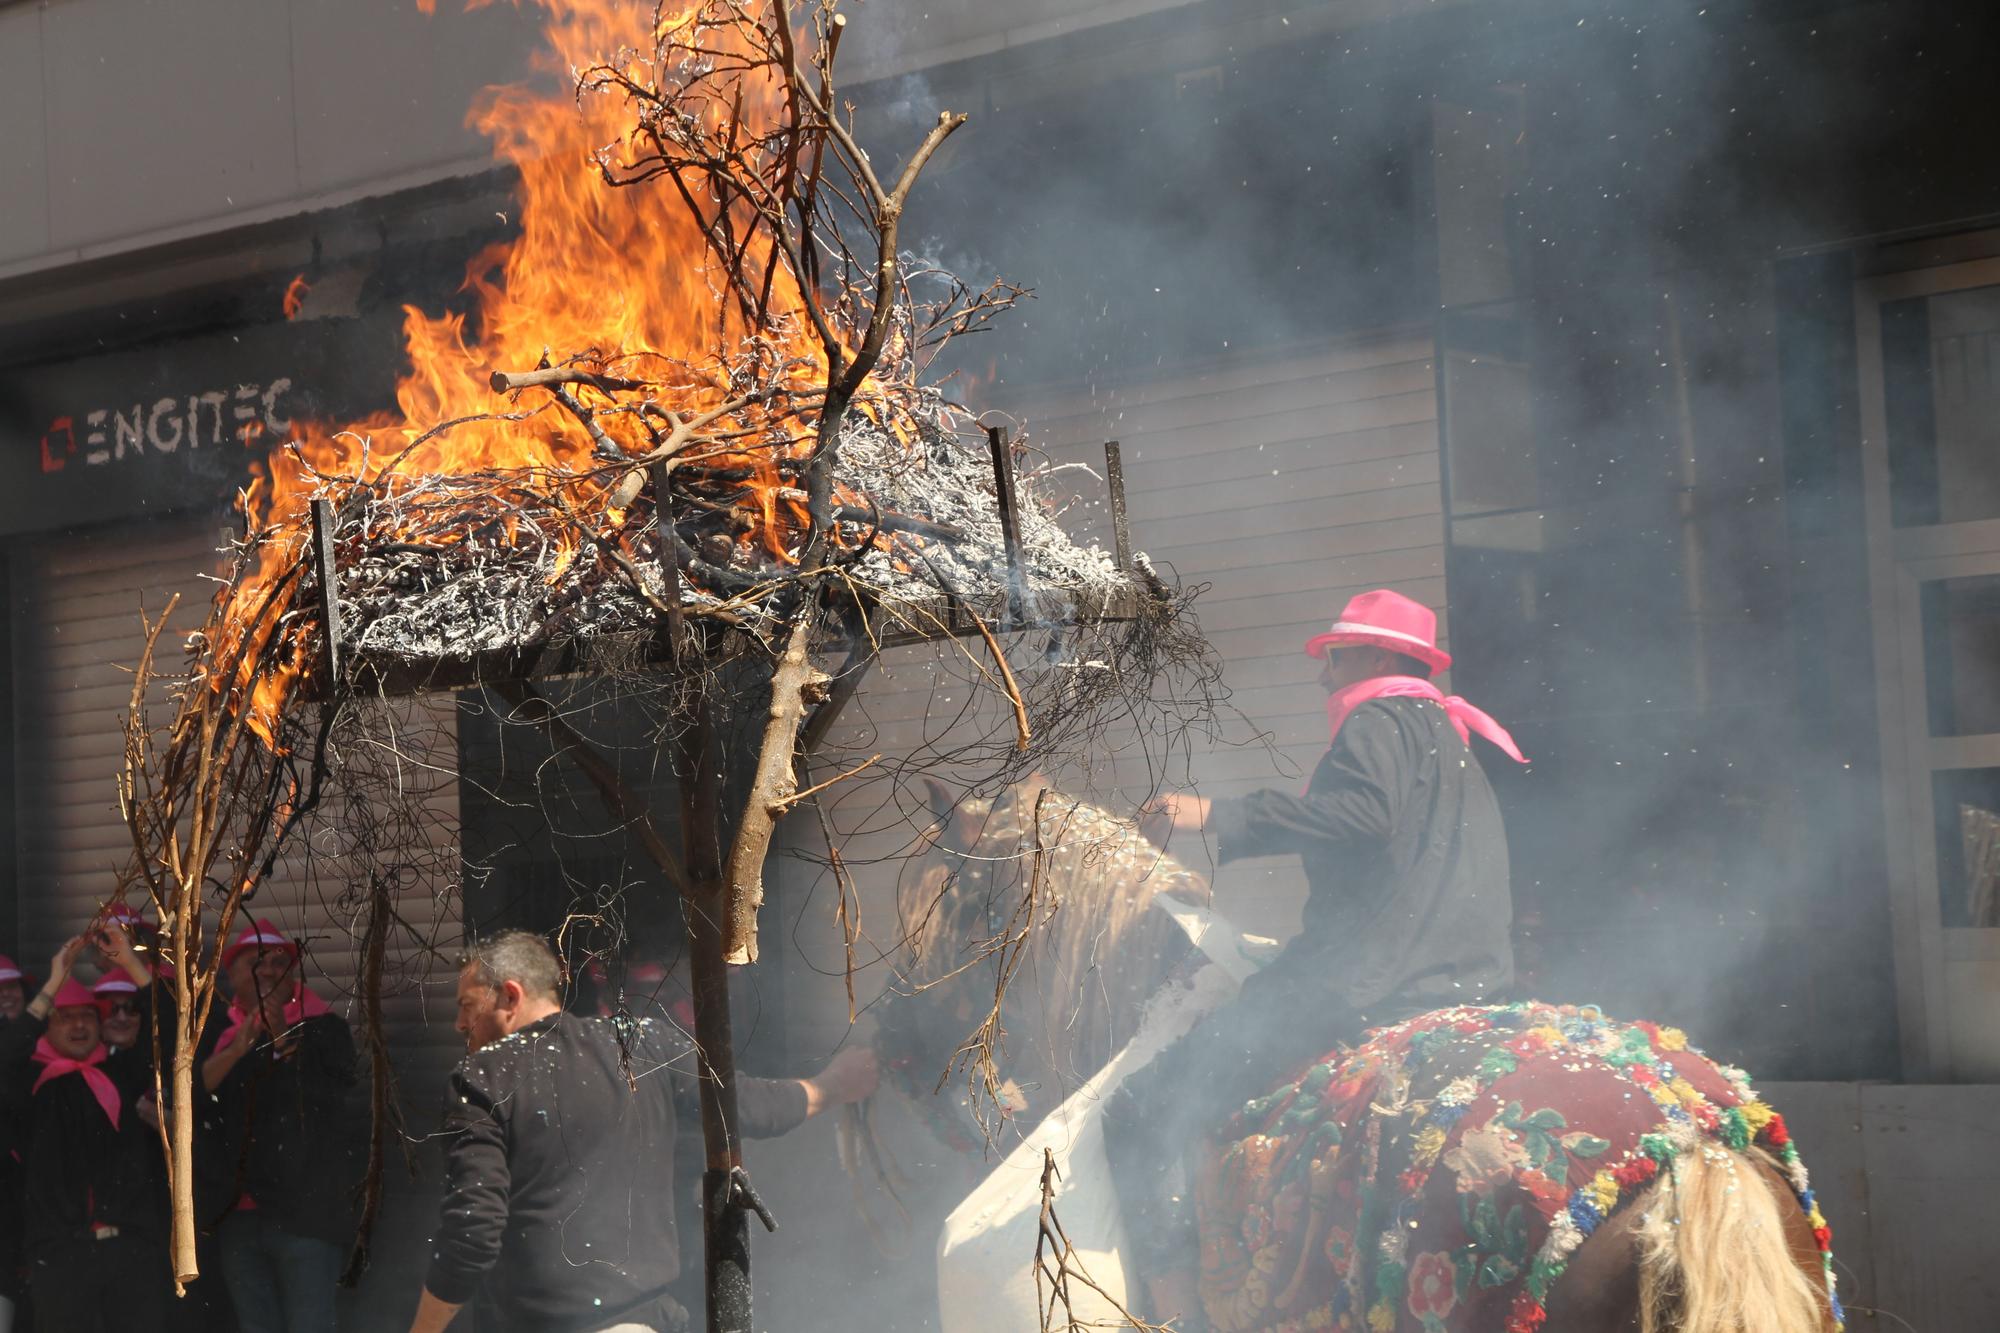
1634,1145,1829,1333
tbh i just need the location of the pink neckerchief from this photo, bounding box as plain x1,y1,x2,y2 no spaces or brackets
219,983,332,1051
1325,676,1528,764
31,1037,120,1128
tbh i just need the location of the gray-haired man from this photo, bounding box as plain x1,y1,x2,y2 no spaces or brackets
406,931,876,1333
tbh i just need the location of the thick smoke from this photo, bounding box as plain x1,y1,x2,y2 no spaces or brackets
711,4,1983,1328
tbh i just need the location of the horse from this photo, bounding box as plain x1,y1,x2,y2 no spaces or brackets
873,776,1211,1154
895,781,1841,1333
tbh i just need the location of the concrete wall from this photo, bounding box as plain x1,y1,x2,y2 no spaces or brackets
0,0,1461,282
0,0,544,278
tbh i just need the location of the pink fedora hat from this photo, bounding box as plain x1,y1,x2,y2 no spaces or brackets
1303,589,1451,675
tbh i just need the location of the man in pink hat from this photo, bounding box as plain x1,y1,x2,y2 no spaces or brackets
0,935,169,1330
0,956,27,1024
92,973,143,1053
203,919,357,1333
1109,589,1527,1326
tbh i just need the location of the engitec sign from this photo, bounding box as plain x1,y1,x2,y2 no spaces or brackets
1,311,405,535
38,378,298,473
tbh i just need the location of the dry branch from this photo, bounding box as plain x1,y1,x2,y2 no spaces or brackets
1035,1149,1172,1333
721,614,824,963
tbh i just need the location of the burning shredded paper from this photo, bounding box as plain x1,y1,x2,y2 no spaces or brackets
303,393,1129,667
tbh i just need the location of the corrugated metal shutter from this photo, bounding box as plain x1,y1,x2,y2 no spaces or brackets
1021,330,1448,937
13,514,462,1083
15,514,466,1319
17,519,230,963
798,330,1446,1032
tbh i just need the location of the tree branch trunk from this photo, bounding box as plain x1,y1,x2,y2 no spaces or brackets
169,952,198,1287
720,616,823,963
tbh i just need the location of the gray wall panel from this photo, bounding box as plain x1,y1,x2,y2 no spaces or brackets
0,7,50,266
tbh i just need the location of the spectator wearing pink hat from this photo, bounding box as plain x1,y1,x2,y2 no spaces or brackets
92,903,161,975
0,935,168,1330
92,974,142,1053
0,955,25,1331
0,956,27,1024
1109,588,1529,1321
203,919,358,1333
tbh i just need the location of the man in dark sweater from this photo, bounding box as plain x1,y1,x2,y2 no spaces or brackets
1107,589,1527,1326
0,936,171,1332
406,931,877,1333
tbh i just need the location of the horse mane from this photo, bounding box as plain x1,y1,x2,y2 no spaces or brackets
897,781,1210,1110
1634,1145,1832,1333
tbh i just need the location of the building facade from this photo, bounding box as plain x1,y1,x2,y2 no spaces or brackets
2,0,1997,1327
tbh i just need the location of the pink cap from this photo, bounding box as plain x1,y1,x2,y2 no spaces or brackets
101,902,153,930
0,955,21,984
93,974,139,998
51,978,98,1010
221,919,298,971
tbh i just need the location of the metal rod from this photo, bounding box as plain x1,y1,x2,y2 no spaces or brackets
309,498,343,681
1103,439,1132,570
986,425,1025,622
651,460,684,662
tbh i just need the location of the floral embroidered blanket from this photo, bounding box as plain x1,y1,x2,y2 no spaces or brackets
1194,1002,1839,1333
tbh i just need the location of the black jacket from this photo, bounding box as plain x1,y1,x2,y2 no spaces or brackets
0,1014,167,1259
426,1012,808,1333
1209,696,1514,1021
213,1010,361,1244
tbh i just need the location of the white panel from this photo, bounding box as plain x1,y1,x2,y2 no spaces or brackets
290,0,543,196
0,6,50,266
1943,957,2000,1078
41,0,299,251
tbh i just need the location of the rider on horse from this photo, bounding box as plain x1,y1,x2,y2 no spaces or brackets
1108,588,1530,1328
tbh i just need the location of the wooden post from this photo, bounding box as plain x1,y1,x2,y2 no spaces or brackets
309,498,343,679
1103,440,1132,570
651,460,684,663
986,425,1025,623
675,698,759,1333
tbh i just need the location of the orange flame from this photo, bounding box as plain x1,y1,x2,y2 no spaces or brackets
222,0,845,742
281,275,311,321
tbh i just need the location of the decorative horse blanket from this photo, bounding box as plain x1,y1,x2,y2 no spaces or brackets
1196,1002,1840,1333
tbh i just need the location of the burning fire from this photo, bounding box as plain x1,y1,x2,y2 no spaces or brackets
281,275,312,321
222,0,872,738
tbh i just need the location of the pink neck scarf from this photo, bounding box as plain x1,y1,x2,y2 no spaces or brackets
220,983,331,1051
31,1037,120,1128
1326,676,1528,763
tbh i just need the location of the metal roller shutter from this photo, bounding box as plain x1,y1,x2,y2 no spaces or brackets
14,514,469,1319
798,329,1449,1040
